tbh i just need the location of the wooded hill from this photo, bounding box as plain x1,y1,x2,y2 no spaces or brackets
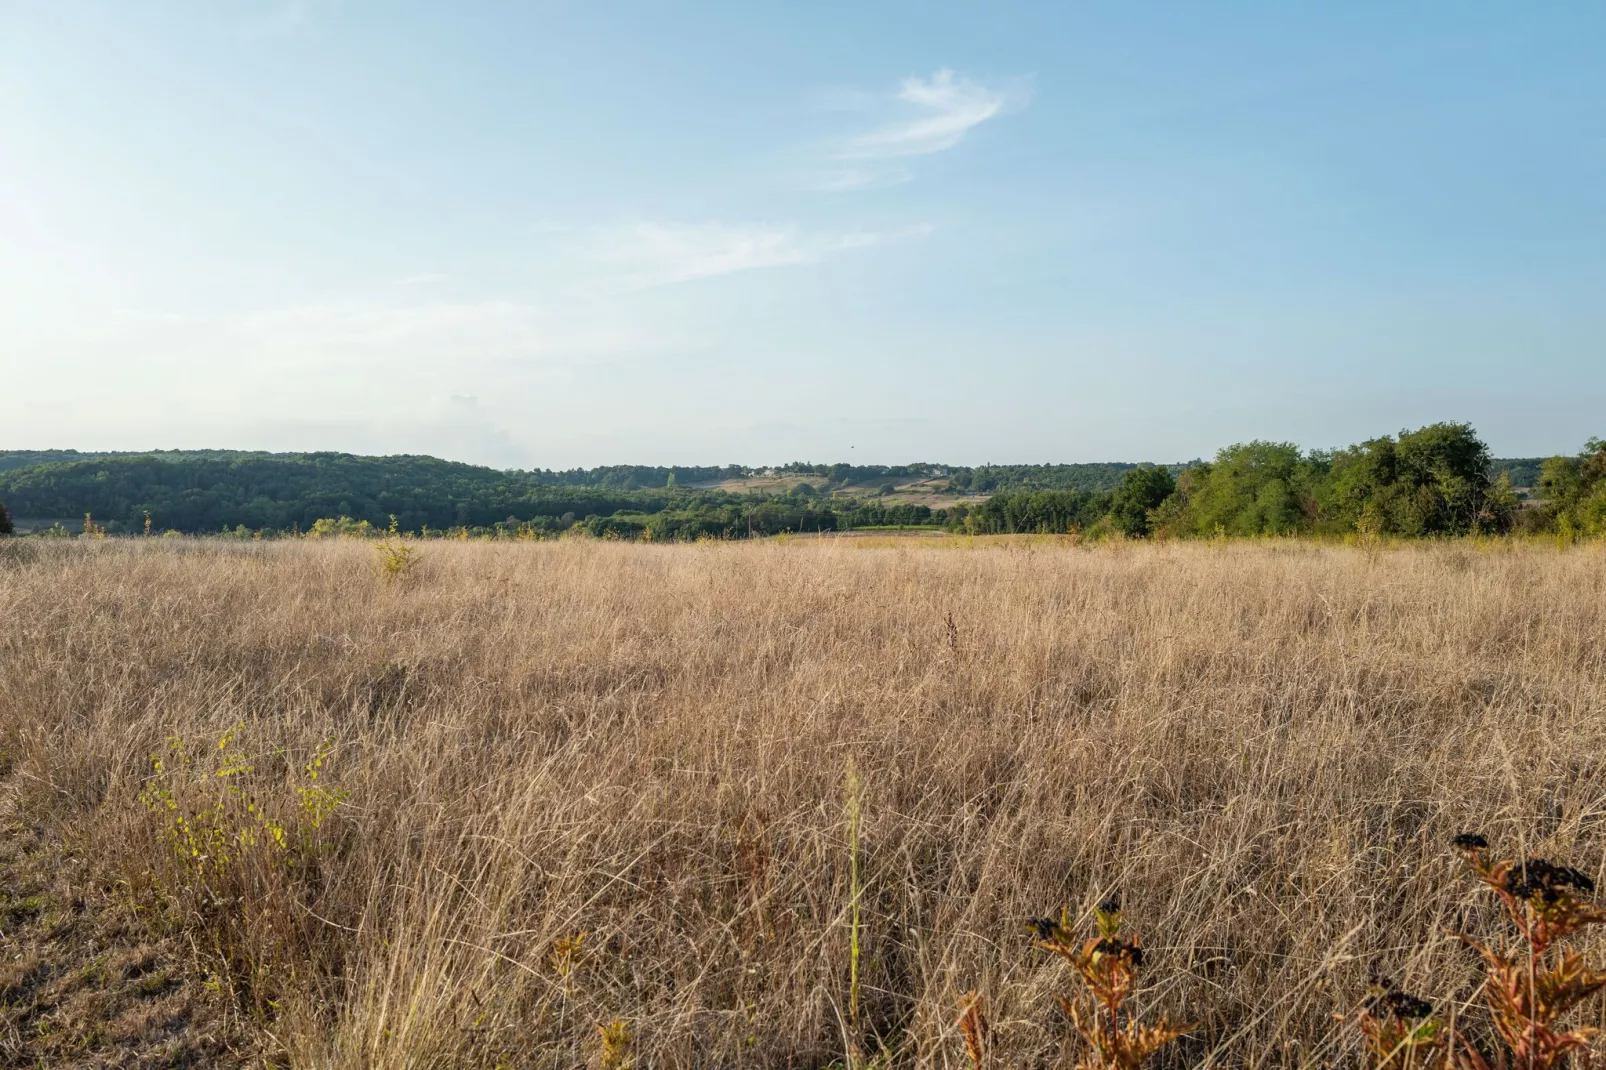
0,430,1594,539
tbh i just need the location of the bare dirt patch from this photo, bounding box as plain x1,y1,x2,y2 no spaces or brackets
0,780,255,1069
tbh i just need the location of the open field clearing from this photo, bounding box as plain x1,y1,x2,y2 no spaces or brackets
2,538,1605,1067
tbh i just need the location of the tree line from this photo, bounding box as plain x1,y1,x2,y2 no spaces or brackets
0,425,1600,540
0,453,703,534
956,424,1605,539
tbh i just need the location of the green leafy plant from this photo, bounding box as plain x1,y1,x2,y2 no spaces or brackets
597,1018,633,1069
374,515,420,583
295,735,351,829
137,725,288,881
137,725,350,886
549,931,588,997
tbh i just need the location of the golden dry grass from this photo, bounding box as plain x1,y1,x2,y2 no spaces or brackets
2,537,1605,1068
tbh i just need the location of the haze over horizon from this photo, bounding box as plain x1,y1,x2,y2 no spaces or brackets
4,4,1603,468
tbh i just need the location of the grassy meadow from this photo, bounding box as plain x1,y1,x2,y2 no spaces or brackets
2,536,1605,1067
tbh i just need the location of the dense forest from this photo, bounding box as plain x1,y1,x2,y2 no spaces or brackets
0,426,1599,539
954,428,1603,539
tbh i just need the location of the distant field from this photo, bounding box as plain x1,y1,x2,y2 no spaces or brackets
710,473,980,505
706,474,983,512
2,538,1605,1067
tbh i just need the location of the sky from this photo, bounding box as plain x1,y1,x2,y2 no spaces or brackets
3,2,1604,469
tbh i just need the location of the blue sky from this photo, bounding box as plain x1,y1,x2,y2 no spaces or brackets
3,3,1603,468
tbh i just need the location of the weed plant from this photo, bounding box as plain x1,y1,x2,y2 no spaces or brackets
1354,836,1606,1070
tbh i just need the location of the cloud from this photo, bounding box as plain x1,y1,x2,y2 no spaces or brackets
396,272,449,286
420,394,530,467
228,300,659,371
48,299,684,468
233,301,543,357
797,168,915,193
844,69,1020,159
217,395,534,469
586,221,932,290
590,223,813,288
832,223,935,251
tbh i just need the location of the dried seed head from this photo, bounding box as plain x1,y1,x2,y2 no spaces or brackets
1504,858,1596,902
1365,976,1433,1019
1382,991,1434,1020
1561,864,1596,893
1093,936,1144,967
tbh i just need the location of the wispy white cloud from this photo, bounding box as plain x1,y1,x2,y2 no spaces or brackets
797,168,915,193
590,223,812,288
417,394,530,467
798,69,1025,193
55,298,683,467
585,220,931,290
844,69,1021,159
832,223,935,250
229,300,657,368
216,395,536,469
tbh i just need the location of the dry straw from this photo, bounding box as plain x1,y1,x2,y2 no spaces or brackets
1,536,1604,1066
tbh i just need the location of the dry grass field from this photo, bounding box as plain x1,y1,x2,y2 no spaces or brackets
2,537,1605,1068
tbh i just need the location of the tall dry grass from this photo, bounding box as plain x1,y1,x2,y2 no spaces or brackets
1,537,1604,1068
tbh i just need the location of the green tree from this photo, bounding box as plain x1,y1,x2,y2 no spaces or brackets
1393,421,1500,533
1107,465,1176,536
1539,438,1606,536
1326,422,1505,535
1188,442,1314,536
1482,472,1521,532
962,490,1106,534
1147,465,1205,537
0,499,12,535
1324,436,1399,532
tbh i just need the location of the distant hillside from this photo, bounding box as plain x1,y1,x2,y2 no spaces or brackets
0,449,124,473
0,451,1163,532
1488,457,1546,488
0,446,1574,535
947,462,1173,494
0,452,720,534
